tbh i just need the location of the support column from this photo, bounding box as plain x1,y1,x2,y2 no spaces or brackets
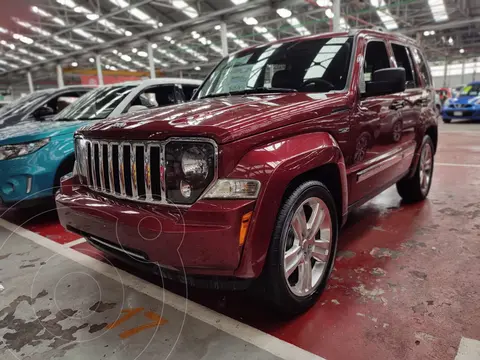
179,70,183,78
220,22,228,57
147,42,156,79
461,59,466,84
27,71,34,93
443,58,448,87
96,55,104,86
332,0,341,31
56,64,64,88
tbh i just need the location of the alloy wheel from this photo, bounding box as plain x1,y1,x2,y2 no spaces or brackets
283,197,332,297
419,142,433,195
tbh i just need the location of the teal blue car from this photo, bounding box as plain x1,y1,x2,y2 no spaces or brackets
0,78,202,207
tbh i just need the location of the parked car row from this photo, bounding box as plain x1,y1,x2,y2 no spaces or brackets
0,78,201,207
2,29,439,315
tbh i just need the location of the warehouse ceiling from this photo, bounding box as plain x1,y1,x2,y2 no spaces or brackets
0,0,479,86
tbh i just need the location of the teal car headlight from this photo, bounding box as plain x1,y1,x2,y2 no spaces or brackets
0,138,50,161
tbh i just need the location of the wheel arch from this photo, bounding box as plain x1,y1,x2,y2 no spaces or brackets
54,152,76,188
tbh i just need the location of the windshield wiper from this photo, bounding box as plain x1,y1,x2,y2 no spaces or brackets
202,87,297,99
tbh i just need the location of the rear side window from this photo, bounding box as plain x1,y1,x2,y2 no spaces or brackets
364,41,390,82
391,43,416,88
411,48,431,87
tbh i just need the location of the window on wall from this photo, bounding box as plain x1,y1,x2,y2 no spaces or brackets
411,48,431,86
364,41,390,82
391,43,416,88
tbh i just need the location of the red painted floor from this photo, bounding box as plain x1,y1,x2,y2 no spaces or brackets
2,125,480,360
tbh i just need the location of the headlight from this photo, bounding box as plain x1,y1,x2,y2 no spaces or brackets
0,138,50,161
165,141,216,204
202,179,261,199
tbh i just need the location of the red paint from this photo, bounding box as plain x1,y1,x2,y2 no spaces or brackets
56,30,437,280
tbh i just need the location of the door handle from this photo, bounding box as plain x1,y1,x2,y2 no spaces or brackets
390,100,405,110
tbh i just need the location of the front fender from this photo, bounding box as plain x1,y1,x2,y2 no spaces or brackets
228,132,347,278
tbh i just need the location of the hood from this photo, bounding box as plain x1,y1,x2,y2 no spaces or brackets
450,96,478,105
0,120,90,145
79,92,349,144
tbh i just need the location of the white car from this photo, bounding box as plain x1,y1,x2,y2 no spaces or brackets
54,78,203,122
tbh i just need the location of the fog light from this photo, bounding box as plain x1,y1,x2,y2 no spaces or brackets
26,176,32,194
180,180,192,198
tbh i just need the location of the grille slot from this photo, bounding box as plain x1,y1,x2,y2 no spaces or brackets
78,140,160,203
75,137,217,206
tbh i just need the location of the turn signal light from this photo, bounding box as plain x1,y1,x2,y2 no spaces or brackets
239,211,253,246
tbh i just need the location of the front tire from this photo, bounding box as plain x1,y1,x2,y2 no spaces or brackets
396,135,434,203
263,181,338,316
443,118,451,123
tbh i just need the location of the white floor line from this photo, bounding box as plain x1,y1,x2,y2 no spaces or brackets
63,237,86,248
436,162,480,168
455,337,480,360
0,218,325,360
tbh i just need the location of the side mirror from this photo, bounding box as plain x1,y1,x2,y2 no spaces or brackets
365,68,406,97
128,105,149,114
33,106,54,120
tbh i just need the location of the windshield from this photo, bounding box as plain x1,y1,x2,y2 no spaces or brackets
0,90,52,118
196,36,353,99
54,85,136,121
460,84,480,97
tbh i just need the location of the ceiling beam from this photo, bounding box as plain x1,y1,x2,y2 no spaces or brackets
401,17,480,35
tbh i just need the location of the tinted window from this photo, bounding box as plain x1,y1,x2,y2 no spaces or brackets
54,85,135,120
411,48,431,86
129,85,177,110
392,43,416,88
0,91,52,117
47,91,88,113
197,36,353,98
181,85,199,100
364,41,390,82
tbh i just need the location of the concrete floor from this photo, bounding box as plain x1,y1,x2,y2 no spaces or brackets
1,120,480,360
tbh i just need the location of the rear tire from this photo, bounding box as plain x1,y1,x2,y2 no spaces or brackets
263,180,338,316
396,135,434,203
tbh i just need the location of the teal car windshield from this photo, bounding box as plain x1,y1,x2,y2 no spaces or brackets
54,85,136,121
0,90,52,118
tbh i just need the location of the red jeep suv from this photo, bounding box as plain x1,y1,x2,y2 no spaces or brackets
57,29,437,315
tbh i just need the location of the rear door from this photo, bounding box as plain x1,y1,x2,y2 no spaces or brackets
348,37,416,205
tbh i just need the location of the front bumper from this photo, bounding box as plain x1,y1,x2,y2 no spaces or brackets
56,183,256,278
0,152,57,206
442,107,480,120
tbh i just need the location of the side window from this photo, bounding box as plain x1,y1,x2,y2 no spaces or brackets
391,43,416,88
181,85,199,100
130,85,177,110
364,41,391,82
47,91,85,113
411,48,431,87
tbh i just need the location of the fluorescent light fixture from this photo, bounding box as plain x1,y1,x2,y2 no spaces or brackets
176,43,208,61
171,0,198,18
325,9,334,18
370,0,398,30
276,8,292,18
0,27,8,34
73,28,104,43
227,32,249,48
72,61,78,67
125,30,132,36
243,17,258,25
137,51,148,57
132,48,138,53
316,0,333,6
194,66,201,71
87,13,99,20
459,48,465,54
286,17,311,35
253,26,277,42
33,43,64,56
214,25,221,30
17,48,47,61
151,43,158,49
231,0,248,4
156,48,188,65
428,0,448,22
121,54,132,62
89,57,95,63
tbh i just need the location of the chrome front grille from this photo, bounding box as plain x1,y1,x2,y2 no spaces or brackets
76,139,164,203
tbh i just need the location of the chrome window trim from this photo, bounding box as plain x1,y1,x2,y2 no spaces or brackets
74,135,218,208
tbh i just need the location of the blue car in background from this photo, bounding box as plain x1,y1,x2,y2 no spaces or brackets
442,82,480,123
0,78,202,207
